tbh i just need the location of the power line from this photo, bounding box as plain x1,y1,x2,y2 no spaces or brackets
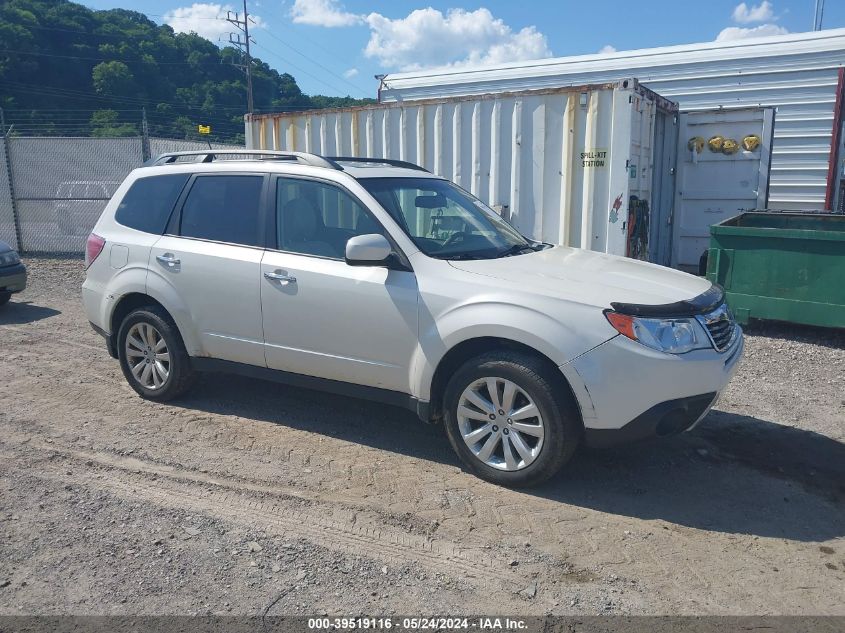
151,2,371,97
0,47,257,69
251,42,352,97
0,80,255,112
250,3,371,96
13,23,136,39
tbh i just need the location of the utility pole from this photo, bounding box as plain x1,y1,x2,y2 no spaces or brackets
813,0,825,31
227,0,255,114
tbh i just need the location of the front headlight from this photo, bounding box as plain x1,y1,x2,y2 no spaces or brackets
0,251,20,266
605,311,710,354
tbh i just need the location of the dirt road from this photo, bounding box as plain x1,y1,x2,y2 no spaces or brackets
1,258,843,615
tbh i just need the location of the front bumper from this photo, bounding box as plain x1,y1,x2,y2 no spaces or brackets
0,262,27,294
560,326,744,446
584,392,718,448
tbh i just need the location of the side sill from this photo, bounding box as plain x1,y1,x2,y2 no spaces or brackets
190,357,430,422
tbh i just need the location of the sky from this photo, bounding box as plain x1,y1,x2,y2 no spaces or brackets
80,0,845,98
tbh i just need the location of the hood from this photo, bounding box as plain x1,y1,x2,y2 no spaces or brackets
449,246,713,310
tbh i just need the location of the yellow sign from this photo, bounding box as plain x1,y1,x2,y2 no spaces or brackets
197,124,211,135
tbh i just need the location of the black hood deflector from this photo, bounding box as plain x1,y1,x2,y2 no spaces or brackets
610,284,724,318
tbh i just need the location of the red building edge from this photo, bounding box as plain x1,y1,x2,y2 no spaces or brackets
824,67,845,211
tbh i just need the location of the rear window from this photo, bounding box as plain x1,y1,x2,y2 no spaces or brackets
115,174,189,234
179,175,264,247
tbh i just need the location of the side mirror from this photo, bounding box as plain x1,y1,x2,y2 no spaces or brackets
345,233,393,267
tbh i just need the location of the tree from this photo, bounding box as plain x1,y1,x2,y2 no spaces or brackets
90,110,138,137
92,61,136,95
0,0,374,142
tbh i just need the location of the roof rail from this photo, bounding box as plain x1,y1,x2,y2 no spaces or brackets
145,150,338,169
327,156,430,173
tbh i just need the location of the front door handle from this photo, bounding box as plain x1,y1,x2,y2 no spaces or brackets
156,253,180,267
264,270,297,285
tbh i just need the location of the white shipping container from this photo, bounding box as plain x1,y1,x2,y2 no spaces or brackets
246,79,678,260
378,29,845,211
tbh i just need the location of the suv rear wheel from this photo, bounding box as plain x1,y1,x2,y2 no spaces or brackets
117,306,195,401
443,351,580,487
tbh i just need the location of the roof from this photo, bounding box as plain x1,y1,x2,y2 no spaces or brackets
141,151,442,180
379,28,845,102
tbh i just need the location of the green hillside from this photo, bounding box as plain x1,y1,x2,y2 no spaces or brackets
0,0,375,143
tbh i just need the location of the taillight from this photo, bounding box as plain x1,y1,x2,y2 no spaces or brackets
85,233,106,268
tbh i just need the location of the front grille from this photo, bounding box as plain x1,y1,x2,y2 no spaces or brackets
697,303,736,352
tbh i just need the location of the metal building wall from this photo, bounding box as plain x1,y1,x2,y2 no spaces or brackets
246,82,675,254
379,29,845,210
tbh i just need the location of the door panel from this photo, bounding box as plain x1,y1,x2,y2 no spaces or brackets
260,251,418,393
673,108,774,269
150,236,265,366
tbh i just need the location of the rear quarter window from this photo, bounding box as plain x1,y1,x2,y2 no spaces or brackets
115,174,190,234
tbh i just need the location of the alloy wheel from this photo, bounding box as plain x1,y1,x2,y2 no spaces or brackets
456,377,545,471
124,323,170,390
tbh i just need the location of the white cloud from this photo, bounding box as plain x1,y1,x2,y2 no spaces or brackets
290,0,362,27
363,8,551,71
716,23,788,41
598,44,616,54
163,3,264,41
342,67,359,78
732,1,775,24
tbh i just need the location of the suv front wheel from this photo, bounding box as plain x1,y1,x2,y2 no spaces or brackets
117,306,195,401
443,351,581,487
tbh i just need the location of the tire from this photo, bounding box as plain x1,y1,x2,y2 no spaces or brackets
442,351,581,487
117,305,196,401
0,292,11,306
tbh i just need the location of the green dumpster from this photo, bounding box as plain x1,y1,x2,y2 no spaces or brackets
706,212,845,328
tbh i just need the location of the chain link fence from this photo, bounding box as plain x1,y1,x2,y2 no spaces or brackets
0,138,17,251
0,136,243,254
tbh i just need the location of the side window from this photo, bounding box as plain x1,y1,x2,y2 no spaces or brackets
115,174,189,234
180,175,264,247
276,178,383,258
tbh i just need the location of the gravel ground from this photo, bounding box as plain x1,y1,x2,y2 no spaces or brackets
1,257,843,616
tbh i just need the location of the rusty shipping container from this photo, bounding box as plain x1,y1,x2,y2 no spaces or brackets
246,79,679,262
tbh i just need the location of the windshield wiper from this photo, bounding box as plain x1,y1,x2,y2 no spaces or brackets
444,253,486,260
495,243,538,258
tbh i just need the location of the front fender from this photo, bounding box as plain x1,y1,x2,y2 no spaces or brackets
410,299,603,401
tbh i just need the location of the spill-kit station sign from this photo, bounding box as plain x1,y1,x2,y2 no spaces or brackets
581,148,608,168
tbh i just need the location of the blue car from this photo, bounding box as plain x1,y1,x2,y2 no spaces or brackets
0,240,26,306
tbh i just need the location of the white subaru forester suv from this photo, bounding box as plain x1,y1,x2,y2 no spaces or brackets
83,150,743,487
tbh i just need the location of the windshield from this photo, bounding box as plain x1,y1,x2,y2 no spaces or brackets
360,177,535,260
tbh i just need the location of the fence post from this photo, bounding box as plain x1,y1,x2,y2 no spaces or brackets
141,108,151,162
2,133,23,253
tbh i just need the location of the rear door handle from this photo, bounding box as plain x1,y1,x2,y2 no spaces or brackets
264,271,297,285
156,253,180,267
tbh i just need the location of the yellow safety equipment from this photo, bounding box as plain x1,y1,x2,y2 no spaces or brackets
708,136,724,152
722,138,740,155
688,136,705,153
742,134,761,151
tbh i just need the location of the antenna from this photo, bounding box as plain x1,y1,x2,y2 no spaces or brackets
227,0,255,113
813,0,825,30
